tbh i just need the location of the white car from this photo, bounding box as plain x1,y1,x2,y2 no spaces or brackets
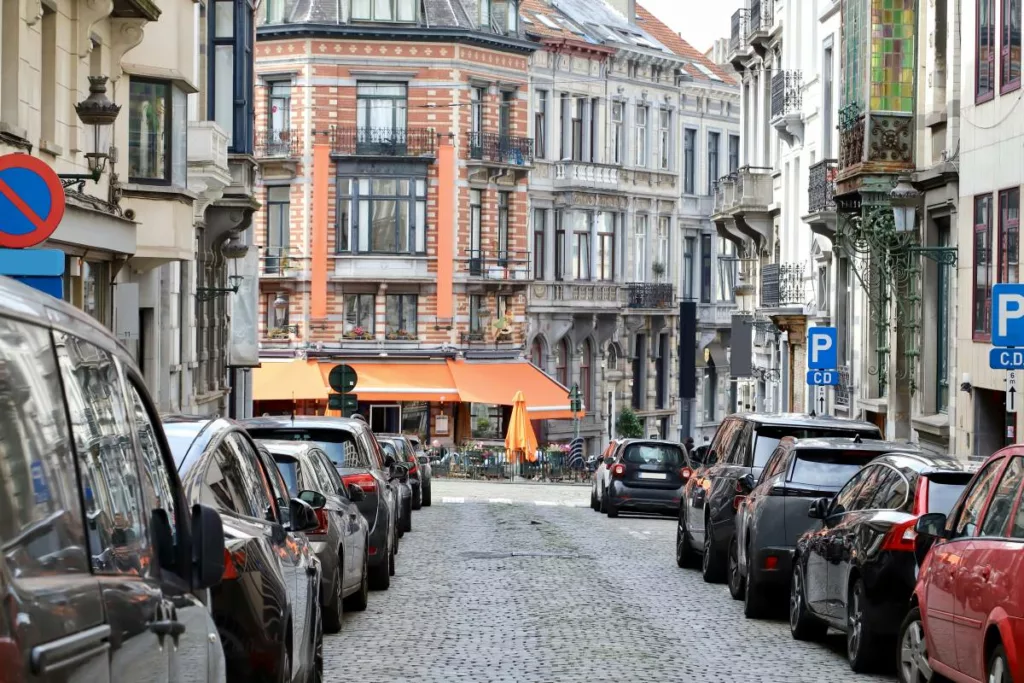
590,440,619,512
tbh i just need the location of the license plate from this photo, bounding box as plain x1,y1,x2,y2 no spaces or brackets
638,472,667,480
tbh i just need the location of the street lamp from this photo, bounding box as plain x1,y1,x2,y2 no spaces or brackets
62,76,121,187
889,175,921,233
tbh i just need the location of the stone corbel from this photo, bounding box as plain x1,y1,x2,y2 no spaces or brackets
569,314,596,348
539,315,573,347
78,0,114,58
109,18,148,82
594,314,617,344
26,0,44,26
204,204,256,252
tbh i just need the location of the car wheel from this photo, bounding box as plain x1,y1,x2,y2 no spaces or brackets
988,644,1010,683
606,493,619,518
847,578,879,673
389,532,396,577
368,534,391,590
727,536,745,600
423,486,432,507
599,486,608,514
321,565,344,634
590,487,598,510
701,521,727,583
789,562,827,641
344,550,370,612
676,507,699,569
897,607,934,683
743,549,767,619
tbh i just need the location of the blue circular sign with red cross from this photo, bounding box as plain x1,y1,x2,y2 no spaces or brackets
0,154,66,249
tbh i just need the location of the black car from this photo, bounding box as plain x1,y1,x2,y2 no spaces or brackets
0,276,227,683
260,440,372,632
379,434,423,509
602,440,692,517
677,413,882,583
789,451,973,672
164,417,324,683
731,437,918,618
243,416,400,590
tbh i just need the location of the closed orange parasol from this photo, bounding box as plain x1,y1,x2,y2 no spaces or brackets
504,390,539,463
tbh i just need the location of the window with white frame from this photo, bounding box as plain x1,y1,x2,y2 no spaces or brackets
634,215,648,281
335,178,427,254
635,105,648,166
597,212,616,281
352,0,417,21
658,109,671,170
656,217,670,281
611,101,624,164
572,212,592,280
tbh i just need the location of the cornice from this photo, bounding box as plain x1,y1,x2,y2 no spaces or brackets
256,23,538,55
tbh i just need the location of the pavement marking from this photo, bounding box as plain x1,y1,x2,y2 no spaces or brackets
534,501,559,506
561,501,589,507
488,498,514,504
441,497,466,504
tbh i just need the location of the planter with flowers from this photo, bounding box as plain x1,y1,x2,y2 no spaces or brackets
385,329,416,341
343,326,373,340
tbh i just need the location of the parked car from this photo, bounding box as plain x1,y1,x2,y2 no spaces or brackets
242,416,399,589
0,277,228,683
378,438,414,534
164,417,323,683
406,436,433,506
899,447,1024,683
677,413,882,583
731,437,919,618
590,440,620,512
259,440,371,632
600,440,692,517
789,451,972,673
379,434,424,510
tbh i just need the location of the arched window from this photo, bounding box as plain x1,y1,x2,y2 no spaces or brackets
530,337,544,367
580,341,592,410
555,339,569,387
607,343,618,371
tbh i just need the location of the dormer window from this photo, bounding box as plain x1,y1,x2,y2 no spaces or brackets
480,0,518,35
352,0,417,22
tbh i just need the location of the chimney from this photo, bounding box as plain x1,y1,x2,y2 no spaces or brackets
606,0,636,24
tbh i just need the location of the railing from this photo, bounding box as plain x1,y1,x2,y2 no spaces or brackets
255,129,300,158
464,250,532,280
545,282,621,304
626,282,675,309
261,248,293,275
808,159,838,213
770,70,802,118
553,161,619,187
468,131,534,166
760,263,805,308
835,364,852,407
730,9,749,53
733,166,773,208
330,127,436,157
747,0,773,38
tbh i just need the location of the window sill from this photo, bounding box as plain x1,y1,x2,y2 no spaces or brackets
912,412,950,438
39,139,63,157
972,333,992,343
0,121,31,151
123,183,198,201
1000,81,1022,96
975,91,996,105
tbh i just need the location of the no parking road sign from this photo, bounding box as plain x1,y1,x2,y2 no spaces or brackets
0,154,67,298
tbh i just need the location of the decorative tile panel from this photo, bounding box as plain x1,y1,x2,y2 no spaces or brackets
868,114,913,163
869,0,916,112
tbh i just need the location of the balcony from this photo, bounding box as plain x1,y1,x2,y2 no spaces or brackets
713,167,774,247
255,128,301,177
465,250,532,286
261,249,304,279
728,9,751,68
332,254,433,282
803,159,838,239
746,0,773,51
698,302,737,328
626,283,675,310
331,127,436,158
759,263,805,311
530,282,622,311
553,161,619,190
770,70,804,144
837,103,914,177
468,131,534,176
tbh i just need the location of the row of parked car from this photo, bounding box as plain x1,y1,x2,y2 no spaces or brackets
0,276,434,683
590,412,1024,683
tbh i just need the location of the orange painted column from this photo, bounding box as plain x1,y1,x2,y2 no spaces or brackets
436,136,455,321
311,142,330,320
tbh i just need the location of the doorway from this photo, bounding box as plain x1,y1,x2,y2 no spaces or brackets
974,388,1011,456
370,404,402,433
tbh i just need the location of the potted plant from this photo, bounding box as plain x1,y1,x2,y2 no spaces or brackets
476,416,492,434
386,328,415,340
343,326,373,340
268,327,290,340
652,261,666,281
615,407,644,438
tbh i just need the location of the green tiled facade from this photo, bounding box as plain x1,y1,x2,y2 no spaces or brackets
842,0,867,109
869,0,916,112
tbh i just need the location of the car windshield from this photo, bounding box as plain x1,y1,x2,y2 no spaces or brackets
274,456,301,497
788,450,885,488
622,443,684,467
753,425,882,468
925,473,973,514
245,427,371,469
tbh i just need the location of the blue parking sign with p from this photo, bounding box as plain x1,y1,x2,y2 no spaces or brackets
807,327,838,370
992,284,1024,348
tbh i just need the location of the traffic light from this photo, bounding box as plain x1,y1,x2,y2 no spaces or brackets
568,384,582,413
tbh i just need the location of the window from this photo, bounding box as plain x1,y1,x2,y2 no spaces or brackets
559,93,569,159
683,128,697,193
611,102,624,164
707,131,720,193
344,294,375,335
127,380,179,553
700,233,712,303
470,189,483,273
717,237,736,302
352,0,417,21
980,458,1024,535
655,217,670,281
728,134,740,173
266,186,290,274
1003,0,1022,91
40,4,57,145
471,87,485,135
831,466,875,514
356,82,408,150
937,227,951,413
556,339,570,387
954,458,1004,537
580,341,593,411
999,188,1020,284
129,79,186,185
974,194,994,337
534,90,547,158
634,215,648,281
268,81,292,150
210,0,254,152
657,334,669,409
868,467,911,510
572,98,584,160
500,90,513,138
385,294,417,338
337,178,427,254
978,0,997,100
531,337,545,367
597,212,616,281
469,295,484,335
634,105,648,166
682,236,696,299
533,208,547,279
572,212,592,280
658,109,671,170
555,210,566,281
498,192,511,261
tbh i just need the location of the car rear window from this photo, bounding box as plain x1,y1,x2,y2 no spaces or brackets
924,473,972,514
245,428,371,469
753,425,882,467
622,443,684,467
788,450,885,488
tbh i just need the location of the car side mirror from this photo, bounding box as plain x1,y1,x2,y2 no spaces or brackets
289,498,319,533
604,457,614,466
807,497,829,520
383,453,397,468
738,473,756,493
298,489,327,509
348,484,366,503
191,504,226,591
915,512,948,538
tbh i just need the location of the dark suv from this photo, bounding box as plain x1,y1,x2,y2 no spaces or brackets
676,413,881,583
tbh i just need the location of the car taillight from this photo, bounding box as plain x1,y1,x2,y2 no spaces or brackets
733,495,745,510
912,476,929,516
882,518,918,552
312,508,330,535
679,466,693,481
611,463,626,478
763,556,779,570
408,462,418,476
343,473,377,494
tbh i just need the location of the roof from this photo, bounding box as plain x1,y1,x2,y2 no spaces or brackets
739,413,881,431
634,4,736,84
268,0,513,34
520,0,593,40
551,0,674,53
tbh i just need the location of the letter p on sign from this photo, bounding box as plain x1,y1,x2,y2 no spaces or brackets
807,327,838,370
993,284,1024,347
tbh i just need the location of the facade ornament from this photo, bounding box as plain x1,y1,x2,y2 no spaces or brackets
78,0,114,58
109,18,148,82
25,0,44,26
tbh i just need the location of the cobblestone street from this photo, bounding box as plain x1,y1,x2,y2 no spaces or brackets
328,480,894,683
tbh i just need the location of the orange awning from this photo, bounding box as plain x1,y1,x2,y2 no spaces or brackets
253,359,330,401
317,361,460,402
446,359,581,419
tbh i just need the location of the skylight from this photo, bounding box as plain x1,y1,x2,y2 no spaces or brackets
521,14,533,23
694,62,724,81
535,13,560,29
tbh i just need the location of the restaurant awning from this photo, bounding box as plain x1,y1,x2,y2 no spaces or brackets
253,359,330,401
446,359,580,419
317,361,460,402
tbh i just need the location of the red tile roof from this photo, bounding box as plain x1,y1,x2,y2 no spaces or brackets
635,4,737,84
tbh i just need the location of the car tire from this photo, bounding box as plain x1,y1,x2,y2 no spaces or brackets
701,520,727,583
389,533,396,577
743,550,767,619
368,535,392,590
412,490,422,511
344,550,370,612
590,488,598,510
676,507,699,569
402,499,412,533
847,578,879,673
897,606,934,683
606,493,619,518
727,535,745,601
321,566,344,634
988,644,1010,683
307,616,323,683
789,562,827,641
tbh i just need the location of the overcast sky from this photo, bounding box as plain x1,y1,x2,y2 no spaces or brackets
639,0,737,54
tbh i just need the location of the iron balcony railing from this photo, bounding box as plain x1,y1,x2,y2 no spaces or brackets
329,127,436,157
760,263,805,309
464,249,532,279
255,129,300,158
468,131,534,166
770,70,802,119
747,0,773,38
730,9,749,53
626,282,675,309
261,247,293,275
808,159,838,213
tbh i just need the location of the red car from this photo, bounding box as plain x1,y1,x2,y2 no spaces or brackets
899,447,1024,683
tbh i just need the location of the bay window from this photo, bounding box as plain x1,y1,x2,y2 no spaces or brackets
597,212,616,281
129,79,187,185
352,0,417,21
336,177,427,254
344,294,375,336
385,294,418,338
